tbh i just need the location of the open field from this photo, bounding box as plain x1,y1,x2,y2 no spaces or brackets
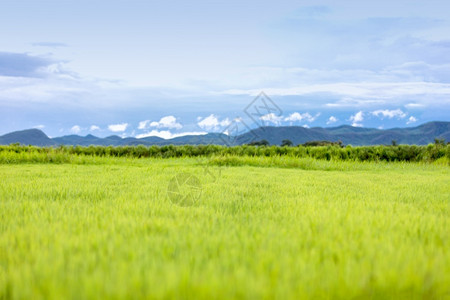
0,156,449,299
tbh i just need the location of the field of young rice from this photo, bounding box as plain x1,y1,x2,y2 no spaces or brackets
0,157,449,299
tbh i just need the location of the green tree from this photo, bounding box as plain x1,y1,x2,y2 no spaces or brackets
434,138,445,146
247,140,270,146
281,139,293,147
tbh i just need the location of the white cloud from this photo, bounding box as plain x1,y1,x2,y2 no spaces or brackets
222,117,243,135
284,112,320,123
302,124,310,128
222,82,450,108
325,98,385,108
284,112,303,122
90,125,100,131
149,116,182,129
260,113,283,125
138,120,149,130
33,124,45,129
70,125,81,134
406,116,418,124
349,111,364,127
108,123,128,132
405,103,425,108
372,109,407,119
326,116,338,125
223,83,450,98
136,130,207,139
197,114,231,131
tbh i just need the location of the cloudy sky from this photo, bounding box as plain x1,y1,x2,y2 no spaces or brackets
1,0,449,138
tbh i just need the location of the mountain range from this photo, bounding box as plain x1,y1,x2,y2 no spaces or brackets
0,121,449,147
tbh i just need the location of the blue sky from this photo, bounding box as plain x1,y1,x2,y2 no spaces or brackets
1,0,449,138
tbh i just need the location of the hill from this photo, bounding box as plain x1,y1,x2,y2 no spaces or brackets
236,121,450,145
0,129,56,146
0,122,448,146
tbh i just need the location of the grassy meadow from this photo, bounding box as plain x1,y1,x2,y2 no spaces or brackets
0,155,449,299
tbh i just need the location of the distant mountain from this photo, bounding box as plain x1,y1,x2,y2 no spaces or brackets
241,122,450,145
1,122,449,147
51,133,229,146
0,129,56,146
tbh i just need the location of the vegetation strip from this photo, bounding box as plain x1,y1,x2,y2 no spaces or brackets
0,142,449,164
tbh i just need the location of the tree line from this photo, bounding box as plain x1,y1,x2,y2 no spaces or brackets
0,140,449,163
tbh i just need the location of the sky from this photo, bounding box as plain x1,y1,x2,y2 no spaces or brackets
1,0,449,138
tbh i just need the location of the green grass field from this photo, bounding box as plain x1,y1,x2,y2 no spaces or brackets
0,157,449,299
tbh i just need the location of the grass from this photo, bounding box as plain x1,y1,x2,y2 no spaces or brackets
0,157,449,299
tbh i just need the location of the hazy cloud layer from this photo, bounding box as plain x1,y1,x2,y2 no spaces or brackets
32,42,68,48
0,1,449,136
0,52,56,77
